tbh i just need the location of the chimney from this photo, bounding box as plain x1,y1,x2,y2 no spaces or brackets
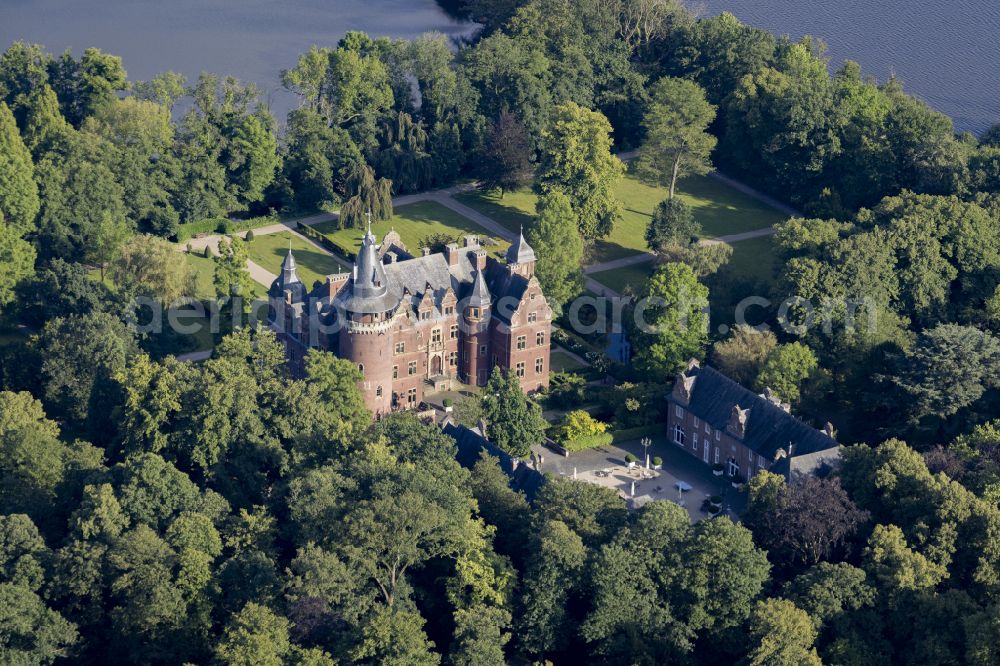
727,405,750,439
474,249,487,270
444,242,459,266
671,372,696,405
464,235,478,248
421,247,431,257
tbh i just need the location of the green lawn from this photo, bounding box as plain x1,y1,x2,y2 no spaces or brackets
588,261,657,295
550,349,587,372
184,253,218,300
313,200,510,260
457,173,788,264
246,232,347,290
588,234,778,297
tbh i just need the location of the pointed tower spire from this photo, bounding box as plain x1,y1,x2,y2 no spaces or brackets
281,249,301,285
505,225,536,266
468,269,491,309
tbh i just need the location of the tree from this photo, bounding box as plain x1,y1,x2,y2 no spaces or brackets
645,197,700,252
283,108,362,210
114,353,182,457
36,311,137,433
110,234,195,304
891,324,1000,422
711,325,778,386
525,190,583,316
14,258,113,328
213,236,255,312
133,71,187,110
744,598,821,666
634,262,709,377
517,520,587,658
863,523,948,592
0,214,35,307
324,41,395,152
351,607,439,666
477,111,533,195
636,76,717,199
481,367,546,458
339,163,393,229
49,47,128,125
536,102,625,240
756,342,819,404
451,606,510,666
0,583,78,664
744,473,868,573
216,603,291,666
0,101,39,236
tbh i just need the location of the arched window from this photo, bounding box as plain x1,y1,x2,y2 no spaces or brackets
376,385,383,397
358,364,364,374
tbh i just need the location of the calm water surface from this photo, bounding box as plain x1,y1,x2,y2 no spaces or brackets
2,1,995,133
704,0,1000,134
0,0,475,119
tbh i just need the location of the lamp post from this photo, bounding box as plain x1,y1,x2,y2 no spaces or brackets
641,437,652,469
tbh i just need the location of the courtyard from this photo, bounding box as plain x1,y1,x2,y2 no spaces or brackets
533,433,746,522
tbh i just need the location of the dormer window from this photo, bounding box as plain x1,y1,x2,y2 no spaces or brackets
528,312,537,323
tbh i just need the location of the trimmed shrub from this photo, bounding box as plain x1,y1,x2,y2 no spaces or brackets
625,453,637,464
245,229,255,241
203,245,213,259
652,456,663,466
562,432,613,453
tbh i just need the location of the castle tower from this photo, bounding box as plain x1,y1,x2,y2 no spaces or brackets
333,219,400,415
462,269,491,386
505,226,536,278
269,249,307,337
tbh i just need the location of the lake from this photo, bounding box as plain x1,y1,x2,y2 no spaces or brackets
704,0,1000,134
0,0,476,120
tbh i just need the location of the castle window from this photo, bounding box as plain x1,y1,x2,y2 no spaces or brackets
693,416,700,428
358,364,364,373
392,365,398,379
450,325,458,339
394,342,405,354
432,329,442,344
727,459,740,477
714,448,720,464
516,362,525,377
674,406,684,419
445,306,454,315
516,335,526,350
715,430,720,441
528,312,537,323
407,388,417,405
449,352,457,367
536,331,545,346
692,432,698,451
420,310,430,321
479,344,487,355
535,358,543,374
470,307,480,318
376,385,383,397
673,425,686,446
530,292,537,300
408,361,417,376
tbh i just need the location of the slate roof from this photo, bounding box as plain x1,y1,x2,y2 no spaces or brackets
673,364,838,463
506,228,536,265
269,249,306,300
442,421,546,500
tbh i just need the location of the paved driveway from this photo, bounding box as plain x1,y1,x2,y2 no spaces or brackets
533,432,745,522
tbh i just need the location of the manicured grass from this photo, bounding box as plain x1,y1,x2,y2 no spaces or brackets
454,189,535,235
184,253,217,300
245,232,347,290
550,349,588,372
312,200,510,259
457,173,788,264
588,234,778,298
721,235,777,286
588,261,657,295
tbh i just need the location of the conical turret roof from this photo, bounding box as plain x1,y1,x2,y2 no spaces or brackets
468,269,491,308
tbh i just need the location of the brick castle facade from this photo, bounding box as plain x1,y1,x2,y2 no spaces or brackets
269,223,551,416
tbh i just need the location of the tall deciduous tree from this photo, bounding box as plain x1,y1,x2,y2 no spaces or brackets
536,102,624,240
711,325,778,386
477,111,533,196
756,342,819,404
636,76,717,199
213,236,255,313
645,197,700,251
526,190,583,317
481,367,546,458
634,262,709,376
745,598,822,666
0,101,39,236
111,234,195,304
0,214,35,307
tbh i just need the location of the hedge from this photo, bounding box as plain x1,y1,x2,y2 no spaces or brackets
611,423,663,443
562,431,614,453
174,214,280,243
297,223,358,263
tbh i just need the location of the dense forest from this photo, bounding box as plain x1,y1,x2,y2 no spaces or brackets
3,0,1000,663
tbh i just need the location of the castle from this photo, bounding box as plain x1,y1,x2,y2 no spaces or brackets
268,223,551,416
